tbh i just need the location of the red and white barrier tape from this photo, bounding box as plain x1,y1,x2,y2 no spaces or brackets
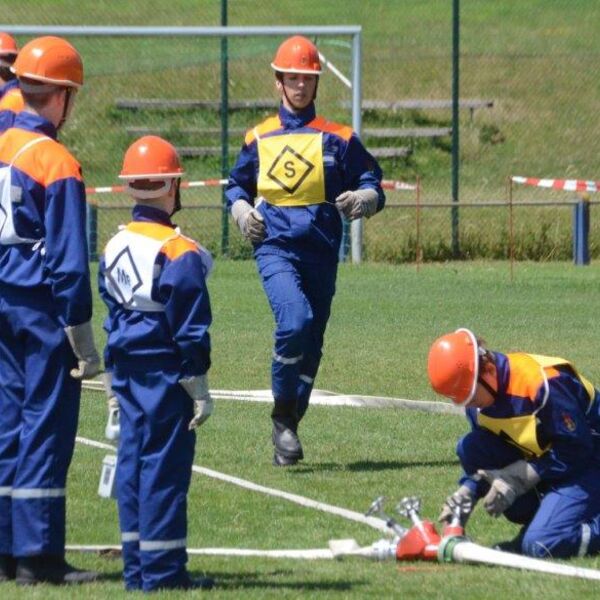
511,176,600,193
85,179,228,195
85,179,416,195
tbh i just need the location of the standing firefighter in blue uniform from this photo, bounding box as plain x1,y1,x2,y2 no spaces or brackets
99,136,214,592
0,36,101,584
226,36,385,466
429,328,600,559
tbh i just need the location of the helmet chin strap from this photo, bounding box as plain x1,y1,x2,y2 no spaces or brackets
57,88,73,131
171,180,182,216
477,375,497,400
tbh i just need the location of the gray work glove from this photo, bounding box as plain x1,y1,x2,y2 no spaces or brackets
64,321,101,380
179,374,214,430
438,484,476,527
335,188,379,220
103,372,120,441
231,199,266,243
477,460,541,517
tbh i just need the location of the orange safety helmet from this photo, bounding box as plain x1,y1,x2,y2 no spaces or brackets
120,136,184,180
119,136,184,200
0,33,18,58
427,328,480,405
271,35,322,75
12,36,83,88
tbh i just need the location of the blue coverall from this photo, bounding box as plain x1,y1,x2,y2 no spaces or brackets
456,352,600,558
99,205,212,591
225,102,384,422
0,112,92,557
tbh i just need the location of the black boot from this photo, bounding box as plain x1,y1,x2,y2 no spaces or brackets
271,402,303,466
15,555,98,585
493,527,526,554
0,554,16,582
179,575,215,590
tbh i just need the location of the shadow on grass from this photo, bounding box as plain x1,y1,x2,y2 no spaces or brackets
347,459,460,472
191,569,366,592
289,458,459,473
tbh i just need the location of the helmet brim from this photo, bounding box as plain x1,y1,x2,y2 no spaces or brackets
271,63,322,75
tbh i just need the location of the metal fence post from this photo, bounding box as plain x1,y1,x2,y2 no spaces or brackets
451,0,460,258
220,0,230,257
573,197,590,265
86,200,98,262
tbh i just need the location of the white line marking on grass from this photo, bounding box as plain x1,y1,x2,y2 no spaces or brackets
66,543,336,559
82,380,462,415
190,464,390,533
76,436,390,534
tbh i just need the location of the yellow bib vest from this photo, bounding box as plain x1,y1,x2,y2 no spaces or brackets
256,132,326,206
477,353,595,458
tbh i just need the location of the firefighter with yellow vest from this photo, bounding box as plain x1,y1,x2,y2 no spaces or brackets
225,36,385,466
428,328,600,558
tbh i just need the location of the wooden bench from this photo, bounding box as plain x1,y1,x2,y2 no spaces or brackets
125,125,450,141
125,126,247,137
116,97,492,122
175,146,237,157
369,147,412,159
116,98,276,111
363,127,451,139
359,99,494,121
172,145,411,160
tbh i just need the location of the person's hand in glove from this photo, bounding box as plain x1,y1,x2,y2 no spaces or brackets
438,484,476,526
179,374,214,429
477,460,541,517
335,188,379,220
231,199,266,243
64,321,101,380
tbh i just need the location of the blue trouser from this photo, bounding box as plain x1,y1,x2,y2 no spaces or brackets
0,283,80,557
257,254,337,419
112,363,195,592
457,428,600,558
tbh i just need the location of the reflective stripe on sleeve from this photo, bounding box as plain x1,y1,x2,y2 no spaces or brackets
299,374,314,384
0,486,12,496
121,532,140,542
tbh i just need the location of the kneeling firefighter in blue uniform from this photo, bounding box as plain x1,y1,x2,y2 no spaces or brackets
99,136,214,591
429,328,600,559
225,35,385,466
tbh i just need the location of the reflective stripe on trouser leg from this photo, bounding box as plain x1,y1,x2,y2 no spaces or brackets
0,300,23,555
521,466,600,558
579,523,591,557
120,531,141,590
1,288,80,557
115,367,196,592
116,372,143,591
295,260,336,420
257,255,312,406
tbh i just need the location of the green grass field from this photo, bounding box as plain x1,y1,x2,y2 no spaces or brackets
4,1,599,261
4,1,599,199
1,3,600,594
4,260,600,598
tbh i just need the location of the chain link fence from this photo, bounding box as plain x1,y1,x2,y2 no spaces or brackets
2,0,598,262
